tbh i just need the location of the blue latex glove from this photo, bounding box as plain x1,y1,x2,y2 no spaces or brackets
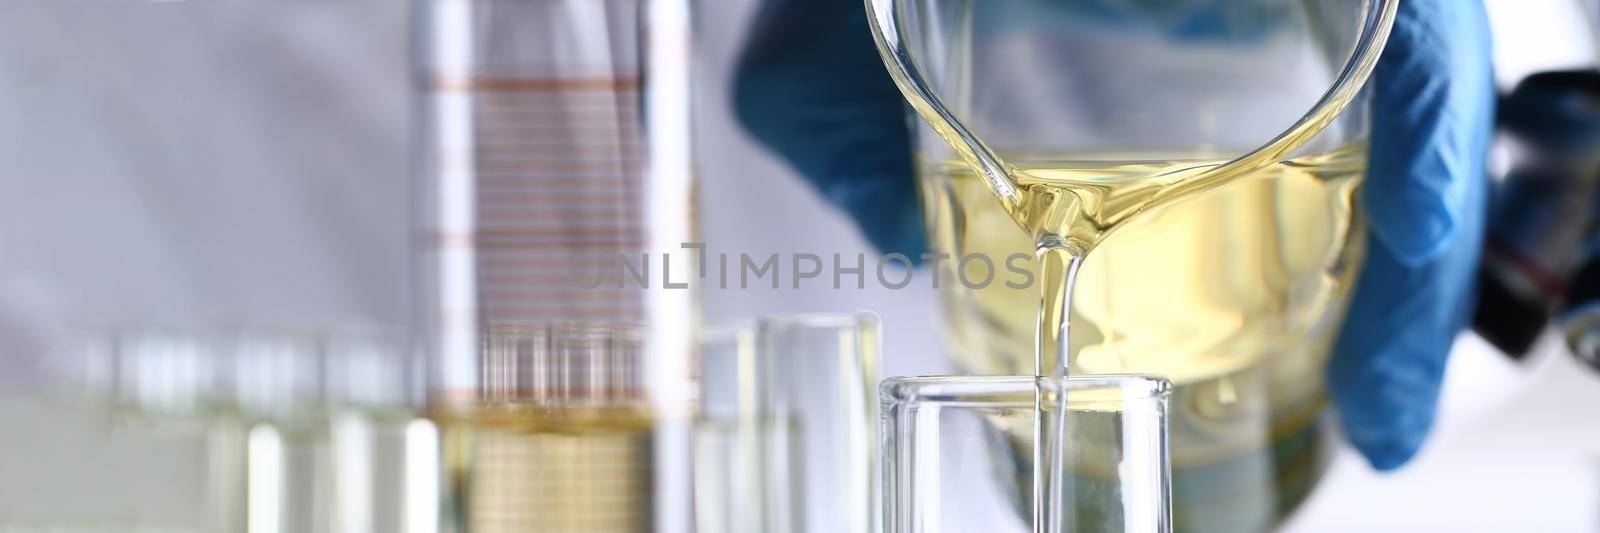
734,0,1494,470
1331,0,1494,470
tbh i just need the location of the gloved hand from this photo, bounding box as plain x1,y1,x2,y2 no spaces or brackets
734,0,1494,470
1331,0,1494,470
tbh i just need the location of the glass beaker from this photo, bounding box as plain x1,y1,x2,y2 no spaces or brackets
881,375,1172,533
867,1,1396,531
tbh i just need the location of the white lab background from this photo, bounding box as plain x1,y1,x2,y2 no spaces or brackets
0,0,1596,531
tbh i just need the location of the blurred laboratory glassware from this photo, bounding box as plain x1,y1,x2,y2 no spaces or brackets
757,313,881,533
694,322,760,533
435,324,654,532
321,328,430,533
114,330,233,420
75,326,425,531
228,331,343,533
116,329,250,532
229,328,426,533
0,0,421,530
414,0,697,530
881,375,1172,533
693,313,881,533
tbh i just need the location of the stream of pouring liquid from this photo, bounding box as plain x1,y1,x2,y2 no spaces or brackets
1005,141,1367,530
1014,149,1295,370
892,41,1375,527
1015,158,1228,533
922,143,1370,531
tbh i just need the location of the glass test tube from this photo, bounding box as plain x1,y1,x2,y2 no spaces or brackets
881,375,1173,533
694,323,760,533
694,313,881,533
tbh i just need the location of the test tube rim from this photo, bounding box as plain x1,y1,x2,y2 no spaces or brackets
879,374,1171,408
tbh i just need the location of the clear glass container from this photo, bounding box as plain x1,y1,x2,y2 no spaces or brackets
694,313,881,533
881,375,1172,533
694,323,760,533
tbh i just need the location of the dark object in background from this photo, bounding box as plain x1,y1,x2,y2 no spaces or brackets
1473,70,1600,371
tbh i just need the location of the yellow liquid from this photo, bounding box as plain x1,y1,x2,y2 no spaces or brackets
922,144,1366,531
437,406,654,533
